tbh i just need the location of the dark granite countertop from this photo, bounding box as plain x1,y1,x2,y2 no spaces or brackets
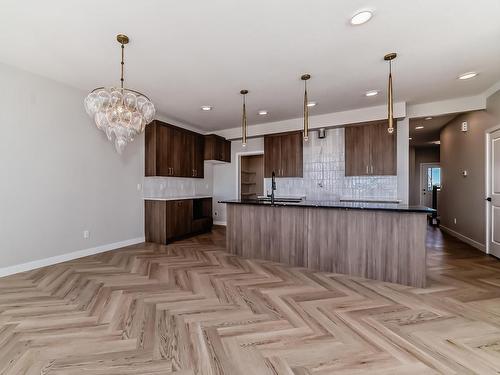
219,199,436,214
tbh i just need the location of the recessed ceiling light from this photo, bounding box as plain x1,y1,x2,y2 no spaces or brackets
258,110,268,116
307,101,317,107
201,105,213,111
409,137,413,140
458,72,478,80
365,90,378,97
415,126,424,130
425,117,433,120
350,10,373,25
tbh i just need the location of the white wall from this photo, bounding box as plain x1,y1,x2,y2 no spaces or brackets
0,62,145,269
212,138,264,224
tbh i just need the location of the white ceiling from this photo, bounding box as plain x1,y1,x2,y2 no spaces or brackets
409,114,458,146
1,0,500,131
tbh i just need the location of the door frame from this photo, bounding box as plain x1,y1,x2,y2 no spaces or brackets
485,124,500,255
419,162,440,206
236,151,265,199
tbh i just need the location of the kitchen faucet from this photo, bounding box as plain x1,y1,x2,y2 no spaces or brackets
269,171,276,205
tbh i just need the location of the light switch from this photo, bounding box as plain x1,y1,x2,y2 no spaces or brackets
461,122,468,132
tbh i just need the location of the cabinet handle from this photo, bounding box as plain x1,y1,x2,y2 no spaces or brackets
371,165,373,174
366,165,369,174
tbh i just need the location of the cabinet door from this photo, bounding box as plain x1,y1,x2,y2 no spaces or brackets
370,122,397,175
222,139,231,162
281,132,303,177
166,200,192,239
157,125,175,176
145,200,167,243
345,125,371,176
264,135,281,177
193,134,204,178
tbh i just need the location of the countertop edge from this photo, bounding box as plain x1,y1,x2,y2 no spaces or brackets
144,196,212,201
219,200,435,214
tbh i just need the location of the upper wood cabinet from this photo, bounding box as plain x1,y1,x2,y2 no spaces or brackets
145,120,204,178
264,131,303,178
345,121,397,176
204,134,231,163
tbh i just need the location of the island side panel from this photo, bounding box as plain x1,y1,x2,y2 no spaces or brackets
226,204,427,288
226,204,307,267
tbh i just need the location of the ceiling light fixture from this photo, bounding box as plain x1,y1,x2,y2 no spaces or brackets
84,34,155,154
458,72,478,80
258,110,268,115
384,52,397,134
201,105,213,111
365,90,378,97
350,10,373,25
425,117,433,120
301,74,311,141
240,89,249,147
415,126,424,130
409,137,413,140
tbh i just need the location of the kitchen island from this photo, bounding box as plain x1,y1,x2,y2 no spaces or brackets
221,199,435,287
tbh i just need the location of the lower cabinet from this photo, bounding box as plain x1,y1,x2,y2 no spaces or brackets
145,198,213,244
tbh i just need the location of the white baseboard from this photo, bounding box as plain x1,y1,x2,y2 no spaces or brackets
213,220,227,226
0,237,145,278
440,225,486,252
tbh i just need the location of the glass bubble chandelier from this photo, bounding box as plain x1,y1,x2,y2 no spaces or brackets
84,34,155,153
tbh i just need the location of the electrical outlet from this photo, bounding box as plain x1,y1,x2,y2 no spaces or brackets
83,230,90,239
461,121,468,132
453,218,457,225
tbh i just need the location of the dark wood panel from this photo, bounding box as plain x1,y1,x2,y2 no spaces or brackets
204,134,231,163
281,131,303,177
264,135,281,178
144,123,157,177
226,204,427,287
370,121,397,175
144,200,166,243
145,121,206,178
166,200,193,240
345,125,371,176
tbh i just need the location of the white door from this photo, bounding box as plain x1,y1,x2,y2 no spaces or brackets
488,129,500,258
420,163,441,208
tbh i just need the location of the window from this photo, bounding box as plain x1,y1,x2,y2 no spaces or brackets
427,167,441,191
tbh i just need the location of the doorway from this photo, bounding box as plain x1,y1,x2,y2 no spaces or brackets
420,163,441,207
486,128,500,258
239,154,264,199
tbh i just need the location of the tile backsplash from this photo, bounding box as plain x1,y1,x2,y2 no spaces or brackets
143,164,213,198
264,128,397,200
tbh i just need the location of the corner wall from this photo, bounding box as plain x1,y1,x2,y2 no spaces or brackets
0,63,145,270
439,110,494,250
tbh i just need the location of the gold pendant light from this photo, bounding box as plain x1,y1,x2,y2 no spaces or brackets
240,89,249,147
301,74,311,141
384,53,397,134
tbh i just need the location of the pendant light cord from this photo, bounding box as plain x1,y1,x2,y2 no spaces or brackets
120,43,125,90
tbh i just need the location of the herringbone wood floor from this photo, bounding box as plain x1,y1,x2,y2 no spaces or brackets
0,227,500,374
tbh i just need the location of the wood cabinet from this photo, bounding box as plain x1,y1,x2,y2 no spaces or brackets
204,134,231,163
145,120,205,178
345,121,397,176
145,198,213,244
264,131,303,178
166,200,192,239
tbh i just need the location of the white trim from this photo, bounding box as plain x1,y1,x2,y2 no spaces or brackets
236,151,265,199
484,124,500,255
213,220,227,226
0,237,145,278
440,225,486,252
419,162,440,206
